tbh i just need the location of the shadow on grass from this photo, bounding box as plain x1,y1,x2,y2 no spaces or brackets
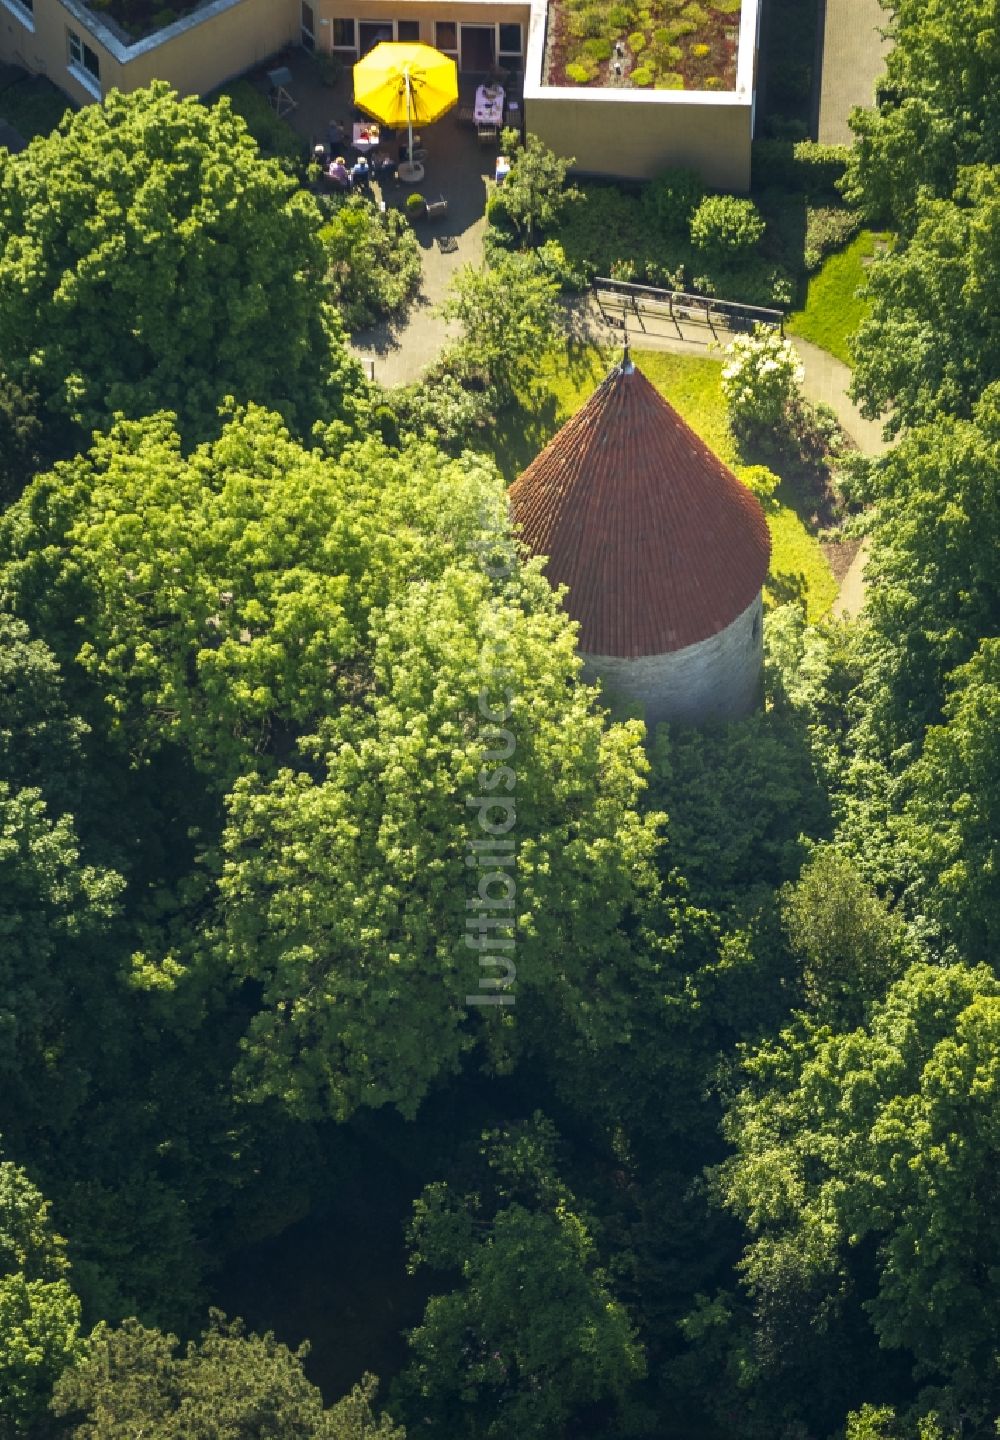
765,565,810,610
482,336,609,486
486,386,563,486
738,427,844,533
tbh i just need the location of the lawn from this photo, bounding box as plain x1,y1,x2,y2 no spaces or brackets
787,230,891,366
488,343,837,622
0,73,74,142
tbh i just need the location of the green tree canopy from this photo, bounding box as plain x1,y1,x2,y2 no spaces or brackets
492,132,580,245
780,846,913,1024
0,405,661,1123
852,408,1000,759
843,0,1000,228
51,1313,403,1439
719,962,1000,1412
892,638,1000,961
397,1117,645,1438
0,82,356,439
440,251,562,399
0,784,122,1127
0,1155,82,1432
851,168,1000,433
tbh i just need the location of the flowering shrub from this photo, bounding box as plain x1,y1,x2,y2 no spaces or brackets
721,325,804,438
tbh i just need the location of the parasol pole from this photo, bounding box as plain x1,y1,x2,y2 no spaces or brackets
405,65,414,167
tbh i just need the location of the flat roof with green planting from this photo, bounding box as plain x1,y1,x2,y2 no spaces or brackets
543,0,741,90
87,0,205,42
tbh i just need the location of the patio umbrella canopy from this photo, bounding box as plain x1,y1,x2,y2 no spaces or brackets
353,42,458,180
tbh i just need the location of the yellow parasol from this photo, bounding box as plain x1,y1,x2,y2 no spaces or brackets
353,41,458,181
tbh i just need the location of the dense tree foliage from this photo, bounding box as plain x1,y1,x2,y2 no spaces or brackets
0,1157,81,1432
851,169,1000,431
0,404,659,1126
719,964,1000,1415
319,196,422,332
440,252,562,399
843,0,1000,228
51,1314,402,1439
850,407,1000,758
0,83,354,439
489,132,580,245
891,639,1000,960
397,1118,644,1439
2,10,999,1430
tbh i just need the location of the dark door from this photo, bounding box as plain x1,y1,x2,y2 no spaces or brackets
359,20,393,55
460,25,495,73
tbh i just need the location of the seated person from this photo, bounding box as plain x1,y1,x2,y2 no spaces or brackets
327,155,351,189
328,118,347,148
398,134,424,162
313,142,328,166
372,152,396,181
350,154,371,185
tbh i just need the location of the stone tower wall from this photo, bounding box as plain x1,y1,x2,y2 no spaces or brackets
583,591,764,729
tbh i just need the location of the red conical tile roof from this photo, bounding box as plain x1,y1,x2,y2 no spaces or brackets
508,355,771,657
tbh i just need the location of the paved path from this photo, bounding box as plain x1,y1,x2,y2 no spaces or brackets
816,0,892,145
786,339,887,621
349,208,483,388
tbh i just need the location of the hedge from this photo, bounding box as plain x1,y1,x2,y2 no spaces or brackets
751,139,851,195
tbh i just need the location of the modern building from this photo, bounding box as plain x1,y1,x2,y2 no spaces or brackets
508,349,771,729
0,0,760,187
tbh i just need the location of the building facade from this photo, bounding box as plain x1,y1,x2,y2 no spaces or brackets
1,0,759,188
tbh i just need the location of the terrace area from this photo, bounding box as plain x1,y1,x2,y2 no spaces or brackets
236,47,508,382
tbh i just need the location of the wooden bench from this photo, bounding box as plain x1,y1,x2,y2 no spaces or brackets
425,195,449,219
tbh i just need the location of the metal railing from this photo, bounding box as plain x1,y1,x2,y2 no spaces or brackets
593,277,784,338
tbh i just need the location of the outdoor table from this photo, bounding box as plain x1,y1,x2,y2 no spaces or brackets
474,84,504,126
352,123,381,153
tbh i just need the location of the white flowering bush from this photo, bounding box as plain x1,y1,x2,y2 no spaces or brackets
721,326,805,439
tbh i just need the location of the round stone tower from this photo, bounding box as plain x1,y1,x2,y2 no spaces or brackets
508,350,771,728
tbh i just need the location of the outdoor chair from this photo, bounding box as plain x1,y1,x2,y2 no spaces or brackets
477,124,499,146
458,105,475,127
266,66,297,118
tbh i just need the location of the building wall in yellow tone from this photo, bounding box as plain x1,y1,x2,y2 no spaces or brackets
525,91,753,191
0,0,751,190
314,0,531,39
0,0,298,105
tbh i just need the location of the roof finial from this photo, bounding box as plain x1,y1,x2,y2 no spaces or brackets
621,334,634,375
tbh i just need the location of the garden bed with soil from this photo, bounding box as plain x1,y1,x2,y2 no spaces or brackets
544,0,741,91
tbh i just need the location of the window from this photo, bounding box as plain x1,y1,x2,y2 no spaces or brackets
435,20,457,53
301,0,315,50
397,19,419,41
1,0,34,31
67,27,102,95
332,17,356,49
498,22,522,56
